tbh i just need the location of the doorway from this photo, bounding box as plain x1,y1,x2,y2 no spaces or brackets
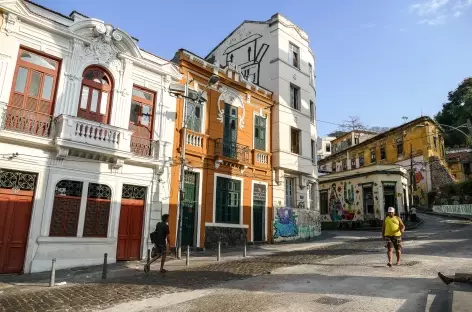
223,103,238,158
252,183,266,242
182,172,198,247
383,183,397,215
117,185,146,261
0,170,37,274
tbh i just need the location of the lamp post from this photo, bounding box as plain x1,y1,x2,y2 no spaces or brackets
169,73,219,259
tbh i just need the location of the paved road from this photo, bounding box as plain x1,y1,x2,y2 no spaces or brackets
0,213,470,312
110,213,472,312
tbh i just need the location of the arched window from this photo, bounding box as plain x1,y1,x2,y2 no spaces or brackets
83,183,112,237
49,180,83,237
78,66,113,123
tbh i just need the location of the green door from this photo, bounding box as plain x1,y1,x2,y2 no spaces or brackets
223,103,238,158
253,184,266,242
182,172,198,247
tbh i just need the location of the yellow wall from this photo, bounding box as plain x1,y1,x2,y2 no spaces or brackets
448,162,465,182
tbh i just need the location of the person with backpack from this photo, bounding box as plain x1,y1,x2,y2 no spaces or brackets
144,214,171,273
382,207,405,267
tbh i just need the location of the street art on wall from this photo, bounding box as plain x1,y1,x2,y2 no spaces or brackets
273,207,298,238
329,183,357,221
273,207,321,241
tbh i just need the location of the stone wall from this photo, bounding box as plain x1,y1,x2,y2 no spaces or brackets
204,226,248,249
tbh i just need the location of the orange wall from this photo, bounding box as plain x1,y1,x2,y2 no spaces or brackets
169,53,274,247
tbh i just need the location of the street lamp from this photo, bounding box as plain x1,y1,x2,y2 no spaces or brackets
169,73,219,259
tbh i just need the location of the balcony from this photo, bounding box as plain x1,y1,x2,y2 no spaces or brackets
0,105,53,139
252,149,271,169
185,130,207,156
214,139,250,164
54,115,133,158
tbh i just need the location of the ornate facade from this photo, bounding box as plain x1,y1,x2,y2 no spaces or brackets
0,0,180,273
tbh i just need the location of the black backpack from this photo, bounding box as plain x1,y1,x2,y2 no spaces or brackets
150,222,161,244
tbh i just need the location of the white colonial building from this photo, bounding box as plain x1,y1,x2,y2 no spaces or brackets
206,13,320,241
0,0,180,273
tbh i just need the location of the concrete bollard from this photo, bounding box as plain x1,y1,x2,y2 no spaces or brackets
243,241,247,258
217,241,221,262
186,245,190,266
102,253,108,280
49,258,56,287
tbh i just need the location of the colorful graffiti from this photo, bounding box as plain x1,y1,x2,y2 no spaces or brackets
273,207,298,238
273,207,321,240
329,183,356,221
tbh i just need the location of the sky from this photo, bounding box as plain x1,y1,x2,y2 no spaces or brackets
35,0,472,136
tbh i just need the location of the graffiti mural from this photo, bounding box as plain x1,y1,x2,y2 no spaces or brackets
273,207,298,238
273,207,321,241
329,183,356,221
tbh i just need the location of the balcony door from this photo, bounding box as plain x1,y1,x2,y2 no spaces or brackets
77,67,113,123
223,103,238,158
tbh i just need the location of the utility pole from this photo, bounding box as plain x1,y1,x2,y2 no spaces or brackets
175,72,190,260
173,73,219,260
409,143,414,210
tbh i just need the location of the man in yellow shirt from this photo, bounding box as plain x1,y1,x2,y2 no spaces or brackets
382,207,405,267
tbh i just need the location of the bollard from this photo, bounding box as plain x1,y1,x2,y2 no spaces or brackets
217,241,221,261
49,258,56,287
186,245,190,266
243,240,247,258
147,249,151,264
102,253,108,280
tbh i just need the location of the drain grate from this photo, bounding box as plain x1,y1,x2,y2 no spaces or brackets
315,296,351,306
403,261,420,266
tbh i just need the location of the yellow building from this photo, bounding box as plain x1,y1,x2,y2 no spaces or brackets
318,116,455,207
446,149,472,182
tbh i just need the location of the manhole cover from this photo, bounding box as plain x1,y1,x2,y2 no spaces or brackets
315,296,351,306
404,261,420,266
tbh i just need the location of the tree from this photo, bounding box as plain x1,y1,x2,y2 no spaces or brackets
435,78,472,148
327,130,347,138
340,116,367,132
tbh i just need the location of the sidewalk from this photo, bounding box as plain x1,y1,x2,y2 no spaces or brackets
0,231,358,296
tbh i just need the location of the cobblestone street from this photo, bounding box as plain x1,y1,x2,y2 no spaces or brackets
0,213,470,312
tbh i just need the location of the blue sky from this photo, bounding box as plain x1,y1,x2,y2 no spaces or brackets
36,0,472,135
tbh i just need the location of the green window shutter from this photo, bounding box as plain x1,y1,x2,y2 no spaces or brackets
254,115,266,151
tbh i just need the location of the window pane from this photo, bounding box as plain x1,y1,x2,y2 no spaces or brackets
42,75,53,100
141,105,151,126
132,88,153,101
100,92,108,115
15,67,28,93
80,86,89,109
29,71,41,97
90,89,99,112
130,101,140,123
20,51,56,70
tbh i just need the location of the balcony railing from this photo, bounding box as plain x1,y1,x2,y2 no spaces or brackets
54,115,132,154
252,149,270,168
131,136,155,157
1,106,52,137
185,130,206,155
214,139,250,163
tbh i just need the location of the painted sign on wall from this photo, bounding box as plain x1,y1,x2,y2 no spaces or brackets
433,205,472,216
273,207,298,238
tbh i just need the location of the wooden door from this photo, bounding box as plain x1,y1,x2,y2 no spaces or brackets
116,199,144,261
0,193,33,274
253,200,264,242
223,103,238,158
182,172,198,247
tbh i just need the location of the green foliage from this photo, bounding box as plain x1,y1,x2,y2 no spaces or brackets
431,179,472,205
435,77,472,148
327,130,347,138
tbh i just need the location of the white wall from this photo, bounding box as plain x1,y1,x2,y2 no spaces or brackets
208,14,318,216
0,0,180,272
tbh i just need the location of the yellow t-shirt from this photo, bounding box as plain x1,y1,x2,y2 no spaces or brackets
384,216,402,237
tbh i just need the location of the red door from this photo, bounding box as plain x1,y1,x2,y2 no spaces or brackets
0,192,33,274
116,199,144,261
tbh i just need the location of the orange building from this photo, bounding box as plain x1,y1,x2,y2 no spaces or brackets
169,50,274,249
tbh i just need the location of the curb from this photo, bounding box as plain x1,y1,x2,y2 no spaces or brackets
417,209,472,221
